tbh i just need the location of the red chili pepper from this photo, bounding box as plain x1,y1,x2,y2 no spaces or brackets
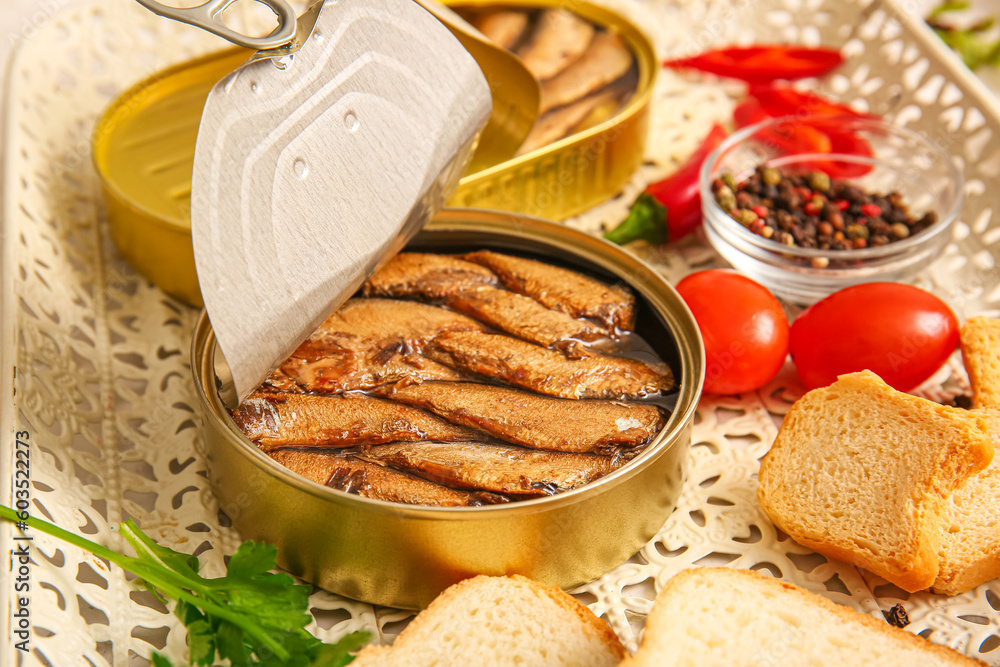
645,123,729,241
762,118,833,155
791,117,876,178
664,45,844,83
733,85,878,178
733,98,770,129
749,84,879,122
735,98,832,155
815,129,875,178
835,199,850,210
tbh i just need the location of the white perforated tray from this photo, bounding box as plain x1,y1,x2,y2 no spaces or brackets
2,0,999,665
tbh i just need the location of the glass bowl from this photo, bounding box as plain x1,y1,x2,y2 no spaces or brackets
699,115,964,304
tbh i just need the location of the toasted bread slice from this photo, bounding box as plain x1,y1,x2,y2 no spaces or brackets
960,316,1000,409
935,439,1000,595
933,315,1000,594
350,575,624,667
621,568,986,666
757,370,994,592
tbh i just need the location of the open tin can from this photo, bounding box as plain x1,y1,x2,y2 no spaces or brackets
446,0,656,219
92,0,656,307
191,209,703,609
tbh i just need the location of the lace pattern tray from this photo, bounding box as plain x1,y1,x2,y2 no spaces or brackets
2,0,999,665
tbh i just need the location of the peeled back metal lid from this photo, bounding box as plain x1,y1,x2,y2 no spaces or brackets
187,0,491,404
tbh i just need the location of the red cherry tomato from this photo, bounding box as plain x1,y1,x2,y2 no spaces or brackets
790,283,960,391
676,270,790,394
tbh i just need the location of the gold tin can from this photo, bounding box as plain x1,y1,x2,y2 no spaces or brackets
92,48,250,308
446,0,656,220
92,2,655,308
191,210,704,610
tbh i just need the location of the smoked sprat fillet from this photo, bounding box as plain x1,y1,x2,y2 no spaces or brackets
538,31,633,114
463,6,638,156
426,331,672,400
516,85,623,157
472,9,529,50
375,381,664,453
463,250,635,331
362,253,497,300
270,299,483,394
311,297,485,340
269,450,507,507
363,253,612,351
232,391,485,452
237,250,677,507
444,286,608,351
354,441,618,497
516,9,595,80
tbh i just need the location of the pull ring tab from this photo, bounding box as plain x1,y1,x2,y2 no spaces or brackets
134,0,298,51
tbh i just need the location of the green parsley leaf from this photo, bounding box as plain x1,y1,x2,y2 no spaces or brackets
226,541,279,579
151,652,179,667
311,632,373,667
185,618,216,667
121,517,204,580
0,504,370,667
215,621,250,666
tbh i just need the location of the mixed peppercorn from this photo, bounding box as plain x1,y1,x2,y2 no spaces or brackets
711,166,938,267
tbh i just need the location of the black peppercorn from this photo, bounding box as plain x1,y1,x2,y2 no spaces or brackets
883,604,910,628
712,165,938,264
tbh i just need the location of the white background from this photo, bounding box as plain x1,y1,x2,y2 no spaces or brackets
0,0,109,78
1,0,998,106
